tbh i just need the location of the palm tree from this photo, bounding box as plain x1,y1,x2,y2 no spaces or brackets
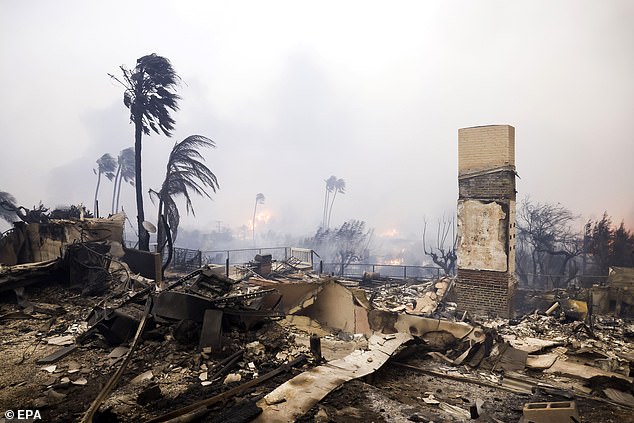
111,53,181,251
150,135,219,270
327,178,346,228
0,191,17,224
111,147,135,214
93,153,116,218
252,193,265,245
323,176,337,228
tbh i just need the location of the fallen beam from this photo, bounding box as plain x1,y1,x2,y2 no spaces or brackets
253,333,412,423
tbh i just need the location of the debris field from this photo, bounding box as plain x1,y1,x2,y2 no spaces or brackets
1,242,633,422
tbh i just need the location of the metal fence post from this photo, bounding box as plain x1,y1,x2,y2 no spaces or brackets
319,260,323,274
225,257,229,277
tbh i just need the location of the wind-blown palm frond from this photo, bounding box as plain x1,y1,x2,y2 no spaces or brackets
119,54,181,137
154,135,219,247
96,153,117,180
0,191,18,224
119,147,135,185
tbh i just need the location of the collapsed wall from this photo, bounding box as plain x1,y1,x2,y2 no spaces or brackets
0,214,125,265
456,125,517,317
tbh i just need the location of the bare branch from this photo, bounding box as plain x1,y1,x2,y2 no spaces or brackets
422,216,457,276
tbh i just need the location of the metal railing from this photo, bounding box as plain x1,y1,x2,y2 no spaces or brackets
202,247,292,266
321,262,443,281
169,245,442,281
171,247,202,272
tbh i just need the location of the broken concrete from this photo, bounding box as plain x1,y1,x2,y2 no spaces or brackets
521,401,581,423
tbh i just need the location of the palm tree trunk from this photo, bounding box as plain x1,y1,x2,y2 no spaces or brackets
94,171,102,218
252,201,258,245
327,190,338,228
161,214,173,275
134,114,149,251
323,188,329,228
156,197,165,253
115,175,123,214
111,164,122,214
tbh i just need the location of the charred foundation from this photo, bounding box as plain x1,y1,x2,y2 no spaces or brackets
455,125,517,318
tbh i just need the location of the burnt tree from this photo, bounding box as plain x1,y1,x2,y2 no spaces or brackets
516,198,582,288
422,216,457,276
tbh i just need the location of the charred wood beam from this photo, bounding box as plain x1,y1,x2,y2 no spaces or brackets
208,350,244,382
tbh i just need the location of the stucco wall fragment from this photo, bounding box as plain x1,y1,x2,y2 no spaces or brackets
457,200,507,271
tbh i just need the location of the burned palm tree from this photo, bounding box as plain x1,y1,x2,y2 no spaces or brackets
327,177,346,228
322,176,336,228
252,193,265,245
93,153,116,218
110,53,181,250
111,147,135,214
150,135,219,270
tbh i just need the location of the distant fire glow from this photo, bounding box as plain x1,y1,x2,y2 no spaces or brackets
249,210,271,228
381,228,399,237
382,248,406,265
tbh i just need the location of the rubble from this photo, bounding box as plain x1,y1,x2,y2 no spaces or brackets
0,243,633,422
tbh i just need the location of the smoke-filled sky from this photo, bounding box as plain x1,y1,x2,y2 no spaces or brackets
1,1,633,240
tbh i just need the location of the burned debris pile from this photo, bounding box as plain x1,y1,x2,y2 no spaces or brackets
0,220,633,422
